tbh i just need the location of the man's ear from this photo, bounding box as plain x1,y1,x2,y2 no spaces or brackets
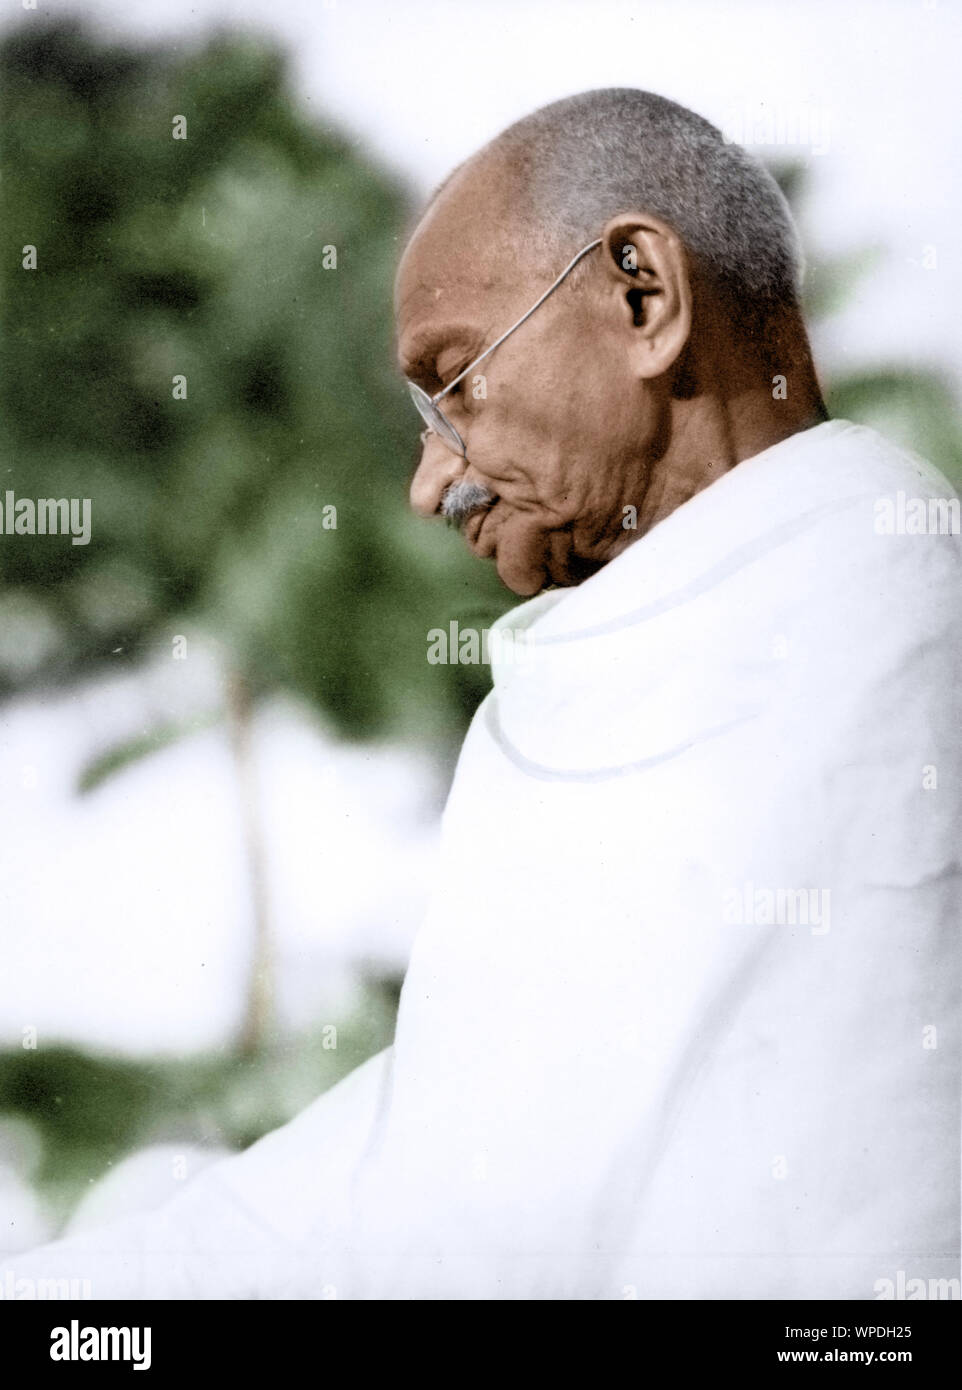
600,212,692,379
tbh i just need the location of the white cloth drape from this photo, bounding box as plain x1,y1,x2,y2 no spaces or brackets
10,420,961,1299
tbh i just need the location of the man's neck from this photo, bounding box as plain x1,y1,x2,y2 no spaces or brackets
629,380,829,540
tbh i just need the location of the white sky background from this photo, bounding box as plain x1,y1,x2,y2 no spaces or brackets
26,0,962,391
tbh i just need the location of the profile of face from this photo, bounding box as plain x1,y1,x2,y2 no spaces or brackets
394,155,694,597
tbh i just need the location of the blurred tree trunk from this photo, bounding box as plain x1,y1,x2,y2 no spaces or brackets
226,670,273,1056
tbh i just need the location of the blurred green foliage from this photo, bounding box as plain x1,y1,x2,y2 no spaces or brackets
0,979,399,1224
0,17,514,1232
0,18,511,747
783,161,962,489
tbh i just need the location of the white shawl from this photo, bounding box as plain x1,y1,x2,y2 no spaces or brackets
11,420,961,1300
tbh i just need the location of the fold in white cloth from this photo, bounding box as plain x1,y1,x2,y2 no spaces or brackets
11,420,961,1299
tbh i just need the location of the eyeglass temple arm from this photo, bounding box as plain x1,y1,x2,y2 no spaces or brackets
432,238,603,403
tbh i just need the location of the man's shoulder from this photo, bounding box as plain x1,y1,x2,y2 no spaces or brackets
802,420,961,584
808,418,959,505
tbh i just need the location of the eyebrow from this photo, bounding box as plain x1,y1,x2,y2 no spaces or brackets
398,323,484,380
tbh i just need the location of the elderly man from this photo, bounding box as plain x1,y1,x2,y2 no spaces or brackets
13,89,961,1301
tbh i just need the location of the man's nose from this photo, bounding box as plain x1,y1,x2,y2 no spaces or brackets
409,433,466,517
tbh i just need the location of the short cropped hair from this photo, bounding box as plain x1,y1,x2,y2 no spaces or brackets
455,88,805,341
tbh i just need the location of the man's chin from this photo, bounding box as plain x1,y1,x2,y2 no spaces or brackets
496,557,546,598
495,545,604,597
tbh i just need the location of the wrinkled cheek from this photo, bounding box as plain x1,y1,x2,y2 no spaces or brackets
470,425,544,494
472,388,566,488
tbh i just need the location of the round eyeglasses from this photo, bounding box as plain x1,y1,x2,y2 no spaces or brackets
409,380,468,455
407,238,602,459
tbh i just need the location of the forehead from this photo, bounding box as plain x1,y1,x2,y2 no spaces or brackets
394,156,524,371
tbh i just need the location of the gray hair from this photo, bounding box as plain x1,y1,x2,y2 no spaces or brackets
470,88,804,336
441,479,495,527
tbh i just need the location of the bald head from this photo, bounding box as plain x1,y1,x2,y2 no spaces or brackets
396,89,826,597
424,90,804,339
